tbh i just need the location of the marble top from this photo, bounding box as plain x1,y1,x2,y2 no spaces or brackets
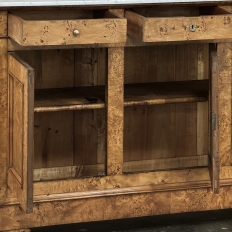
0,0,231,7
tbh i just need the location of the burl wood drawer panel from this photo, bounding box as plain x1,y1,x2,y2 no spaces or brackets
8,10,127,46
125,6,232,42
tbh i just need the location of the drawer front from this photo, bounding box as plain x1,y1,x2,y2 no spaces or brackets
8,12,127,46
126,10,232,42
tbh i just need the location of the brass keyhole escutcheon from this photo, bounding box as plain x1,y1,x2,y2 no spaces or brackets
189,24,196,32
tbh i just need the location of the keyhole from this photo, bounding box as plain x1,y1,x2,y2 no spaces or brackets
189,24,196,32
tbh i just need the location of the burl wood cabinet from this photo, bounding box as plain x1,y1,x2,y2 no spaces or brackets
1,1,232,231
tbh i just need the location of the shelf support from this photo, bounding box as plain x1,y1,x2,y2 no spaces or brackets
106,47,124,175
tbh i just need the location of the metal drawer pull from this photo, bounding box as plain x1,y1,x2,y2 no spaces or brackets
73,29,80,36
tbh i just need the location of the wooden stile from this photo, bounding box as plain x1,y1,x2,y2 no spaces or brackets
106,48,124,175
209,48,219,193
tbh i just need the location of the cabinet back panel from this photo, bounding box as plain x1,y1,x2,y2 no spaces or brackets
16,44,208,171
17,49,106,169
124,44,208,163
34,111,74,168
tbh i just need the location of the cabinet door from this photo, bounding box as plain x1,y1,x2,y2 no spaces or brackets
7,52,34,213
209,49,219,194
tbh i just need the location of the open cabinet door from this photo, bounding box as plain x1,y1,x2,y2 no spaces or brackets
7,52,34,213
209,49,219,194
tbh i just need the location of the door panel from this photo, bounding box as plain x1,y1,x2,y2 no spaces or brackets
209,48,219,194
8,52,34,213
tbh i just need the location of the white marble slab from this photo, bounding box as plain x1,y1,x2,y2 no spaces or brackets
0,0,231,7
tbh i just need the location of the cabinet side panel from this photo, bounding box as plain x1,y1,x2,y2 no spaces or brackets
0,38,7,197
217,43,232,166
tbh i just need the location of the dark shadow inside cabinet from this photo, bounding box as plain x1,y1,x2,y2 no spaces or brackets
16,48,107,181
15,43,209,182
123,44,209,173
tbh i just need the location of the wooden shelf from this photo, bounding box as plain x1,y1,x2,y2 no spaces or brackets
124,79,208,106
34,80,208,112
35,86,105,112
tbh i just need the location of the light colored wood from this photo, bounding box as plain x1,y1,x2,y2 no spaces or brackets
2,165,232,204
3,184,232,231
219,6,232,12
8,11,127,46
33,154,208,181
8,53,34,213
32,166,212,196
8,35,232,51
217,43,232,166
0,39,7,198
0,12,7,37
106,48,124,175
109,9,125,17
125,10,232,42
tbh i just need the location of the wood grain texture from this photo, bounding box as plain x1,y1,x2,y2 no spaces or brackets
217,43,232,166
197,44,209,157
8,53,34,213
34,112,74,168
106,48,124,175
33,80,208,112
126,10,232,42
5,230,30,232
8,11,126,46
209,50,219,193
8,35,232,51
32,167,211,196
124,44,208,165
0,12,7,37
3,185,232,231
0,39,7,198
73,48,106,169
174,44,197,158
33,155,208,181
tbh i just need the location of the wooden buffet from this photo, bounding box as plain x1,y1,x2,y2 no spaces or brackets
1,1,232,231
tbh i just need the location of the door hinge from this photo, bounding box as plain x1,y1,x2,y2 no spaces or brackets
212,112,217,130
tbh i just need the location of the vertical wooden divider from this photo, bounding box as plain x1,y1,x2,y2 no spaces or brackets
217,43,232,166
0,38,7,197
0,11,7,198
106,47,124,175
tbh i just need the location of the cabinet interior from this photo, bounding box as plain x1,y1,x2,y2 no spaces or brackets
15,43,209,182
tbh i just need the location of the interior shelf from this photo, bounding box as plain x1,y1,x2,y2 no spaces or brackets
34,80,208,112
35,86,105,112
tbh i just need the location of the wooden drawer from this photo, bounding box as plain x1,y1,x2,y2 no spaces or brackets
125,7,232,42
8,10,127,46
